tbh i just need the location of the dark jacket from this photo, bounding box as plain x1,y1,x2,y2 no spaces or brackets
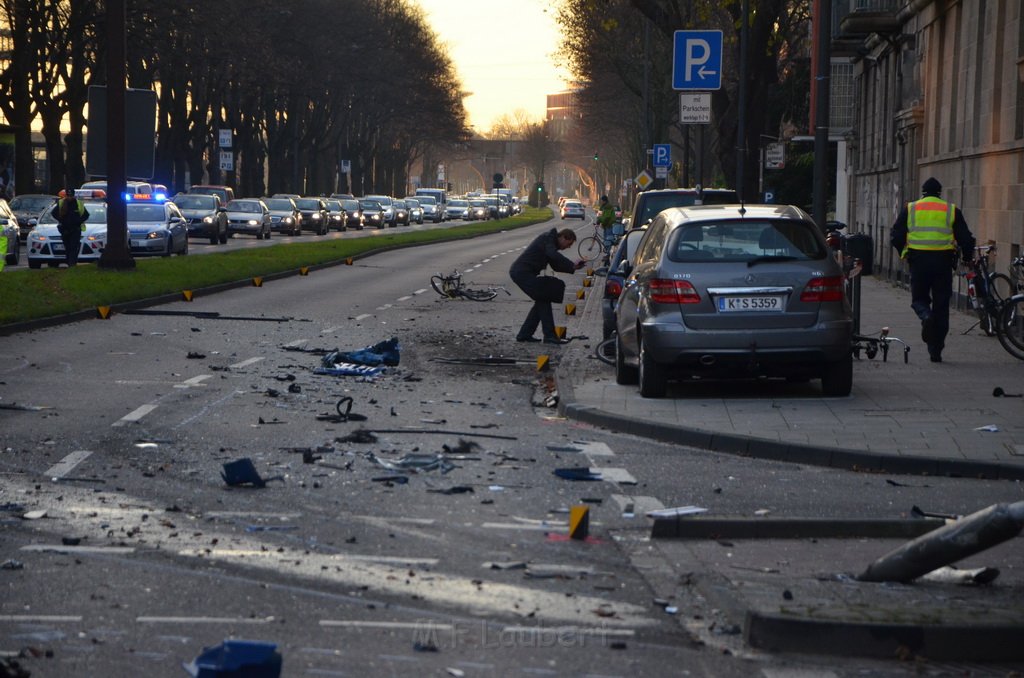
510,229,576,278
52,199,90,235
890,196,975,261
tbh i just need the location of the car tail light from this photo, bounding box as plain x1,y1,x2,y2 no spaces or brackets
605,279,623,299
649,279,700,304
800,275,845,302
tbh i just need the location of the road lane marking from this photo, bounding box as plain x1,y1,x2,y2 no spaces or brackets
397,295,413,302
112,403,158,427
319,621,454,631
177,549,439,566
21,545,136,554
321,326,344,334
572,441,616,456
0,615,83,623
206,511,302,520
413,288,429,295
354,314,372,321
44,450,93,479
229,357,264,369
610,494,665,517
136,616,274,624
174,374,212,389
502,625,635,638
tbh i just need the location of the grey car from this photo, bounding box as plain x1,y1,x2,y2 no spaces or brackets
224,199,272,239
615,204,853,398
172,193,228,244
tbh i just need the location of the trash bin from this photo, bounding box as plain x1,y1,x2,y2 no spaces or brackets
842,233,873,276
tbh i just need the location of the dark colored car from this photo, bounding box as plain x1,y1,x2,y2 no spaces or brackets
392,199,410,226
601,228,647,354
341,199,363,230
172,193,228,244
615,204,853,398
358,199,385,228
295,197,329,235
325,198,348,231
629,187,738,230
7,194,57,241
263,197,302,236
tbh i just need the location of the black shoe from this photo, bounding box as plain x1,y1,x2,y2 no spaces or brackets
929,354,942,363
516,336,541,343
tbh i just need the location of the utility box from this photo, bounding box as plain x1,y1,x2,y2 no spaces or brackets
843,233,873,276
86,86,156,180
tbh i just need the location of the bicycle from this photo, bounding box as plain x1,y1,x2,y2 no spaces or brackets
995,288,1024,361
577,220,619,264
961,244,1010,337
430,270,507,301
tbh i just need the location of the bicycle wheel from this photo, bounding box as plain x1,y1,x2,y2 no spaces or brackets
577,236,604,263
459,287,498,301
430,275,456,298
995,296,1024,361
988,272,1014,303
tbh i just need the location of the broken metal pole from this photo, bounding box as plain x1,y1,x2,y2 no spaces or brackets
859,501,1024,583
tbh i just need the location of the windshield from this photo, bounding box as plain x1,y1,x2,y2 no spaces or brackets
173,195,216,210
39,202,107,224
11,196,55,212
359,200,381,210
263,199,293,210
226,200,262,213
126,204,167,221
667,220,826,263
294,199,320,210
342,200,359,210
449,200,468,207
416,196,436,206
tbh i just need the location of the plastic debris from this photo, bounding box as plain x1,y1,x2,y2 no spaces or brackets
646,506,708,518
552,467,603,481
324,337,401,367
221,458,282,488
182,639,282,677
919,565,1000,585
1,559,25,570
314,362,385,378
973,424,1000,432
369,452,456,474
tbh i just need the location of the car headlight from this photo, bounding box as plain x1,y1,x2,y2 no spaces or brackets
203,216,214,224
284,217,294,224
85,234,104,242
247,219,259,226
146,231,163,239
311,213,321,219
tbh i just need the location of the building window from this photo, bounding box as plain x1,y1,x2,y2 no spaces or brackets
830,60,855,131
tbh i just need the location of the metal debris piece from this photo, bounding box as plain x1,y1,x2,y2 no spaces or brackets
221,458,283,488
371,474,409,485
428,485,475,495
22,510,47,520
442,439,482,456
369,452,456,474
336,429,378,444
485,561,527,570
187,351,206,359
553,467,602,481
1,559,25,570
0,402,53,412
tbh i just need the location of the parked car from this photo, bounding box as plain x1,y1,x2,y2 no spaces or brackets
171,193,228,244
628,187,738,230
602,228,648,352
358,199,385,228
263,197,302,235
404,198,424,224
294,197,329,235
341,199,364,230
125,195,189,257
27,197,108,268
7,194,57,241
466,199,489,221
446,198,470,220
224,199,272,239
188,184,235,205
364,194,396,227
0,199,20,265
560,199,586,220
392,199,410,226
614,204,853,398
325,198,348,231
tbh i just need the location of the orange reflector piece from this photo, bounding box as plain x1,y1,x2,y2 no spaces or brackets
182,290,193,302
569,505,590,540
345,257,354,265
299,267,309,276
576,289,585,300
554,326,566,339
586,267,595,276
537,355,550,371
96,306,112,319
252,277,263,287
564,303,576,316
582,277,592,288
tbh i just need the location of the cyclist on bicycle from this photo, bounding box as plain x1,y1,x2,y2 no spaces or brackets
597,195,616,263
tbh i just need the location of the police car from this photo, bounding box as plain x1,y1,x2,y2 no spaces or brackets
26,190,108,268
125,192,189,257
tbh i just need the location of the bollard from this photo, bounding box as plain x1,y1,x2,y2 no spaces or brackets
299,266,309,276
96,306,112,319
565,303,576,316
182,290,194,301
554,326,566,339
576,289,585,300
252,277,263,287
859,501,1024,583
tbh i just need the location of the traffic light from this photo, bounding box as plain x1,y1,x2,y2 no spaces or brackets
593,151,599,161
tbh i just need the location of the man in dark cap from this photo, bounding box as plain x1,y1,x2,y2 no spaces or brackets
891,177,975,362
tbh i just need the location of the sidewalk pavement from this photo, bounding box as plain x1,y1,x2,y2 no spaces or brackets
555,272,1024,662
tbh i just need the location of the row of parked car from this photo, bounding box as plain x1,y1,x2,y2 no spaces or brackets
599,187,854,399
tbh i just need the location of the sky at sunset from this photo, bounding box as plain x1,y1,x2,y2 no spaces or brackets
412,0,570,132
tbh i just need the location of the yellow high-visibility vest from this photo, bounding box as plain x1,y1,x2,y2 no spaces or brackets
903,196,955,257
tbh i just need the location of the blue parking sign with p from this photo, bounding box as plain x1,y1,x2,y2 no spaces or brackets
672,30,723,91
653,144,671,168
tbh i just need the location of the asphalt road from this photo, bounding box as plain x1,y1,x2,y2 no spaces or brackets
2,218,1019,676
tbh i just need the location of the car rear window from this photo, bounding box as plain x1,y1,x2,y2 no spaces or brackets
667,220,826,263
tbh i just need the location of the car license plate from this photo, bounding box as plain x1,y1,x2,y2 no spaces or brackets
718,295,785,312
52,244,65,254
130,239,144,248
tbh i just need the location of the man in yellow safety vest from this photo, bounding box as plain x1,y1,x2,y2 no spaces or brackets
890,177,975,363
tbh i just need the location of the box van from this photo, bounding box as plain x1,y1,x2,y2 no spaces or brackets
415,188,447,211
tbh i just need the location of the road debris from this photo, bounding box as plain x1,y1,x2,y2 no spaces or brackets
646,506,708,519
369,452,456,474
336,429,378,444
919,565,1000,585
183,639,282,677
553,467,602,481
992,387,1022,397
221,458,283,488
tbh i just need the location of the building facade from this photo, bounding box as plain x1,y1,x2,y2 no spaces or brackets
838,0,1023,281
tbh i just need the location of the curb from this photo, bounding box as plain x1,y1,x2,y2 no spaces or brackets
649,517,944,540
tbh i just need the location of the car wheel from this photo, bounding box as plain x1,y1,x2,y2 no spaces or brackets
638,334,668,398
615,333,638,385
181,235,189,255
265,228,271,239
29,259,41,269
256,230,265,240
220,225,228,244
820,356,853,397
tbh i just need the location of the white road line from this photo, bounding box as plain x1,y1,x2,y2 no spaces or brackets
481,522,566,531
0,615,83,623
43,450,93,479
112,403,158,427
229,357,264,369
174,374,212,389
206,511,302,519
354,313,372,321
284,339,308,347
177,549,439,565
321,326,344,335
376,304,393,310
503,626,635,638
320,621,454,630
413,288,429,295
572,441,616,456
397,295,413,301
21,545,136,554
136,616,274,624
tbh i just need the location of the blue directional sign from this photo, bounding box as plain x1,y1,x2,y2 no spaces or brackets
653,144,671,168
672,30,723,91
